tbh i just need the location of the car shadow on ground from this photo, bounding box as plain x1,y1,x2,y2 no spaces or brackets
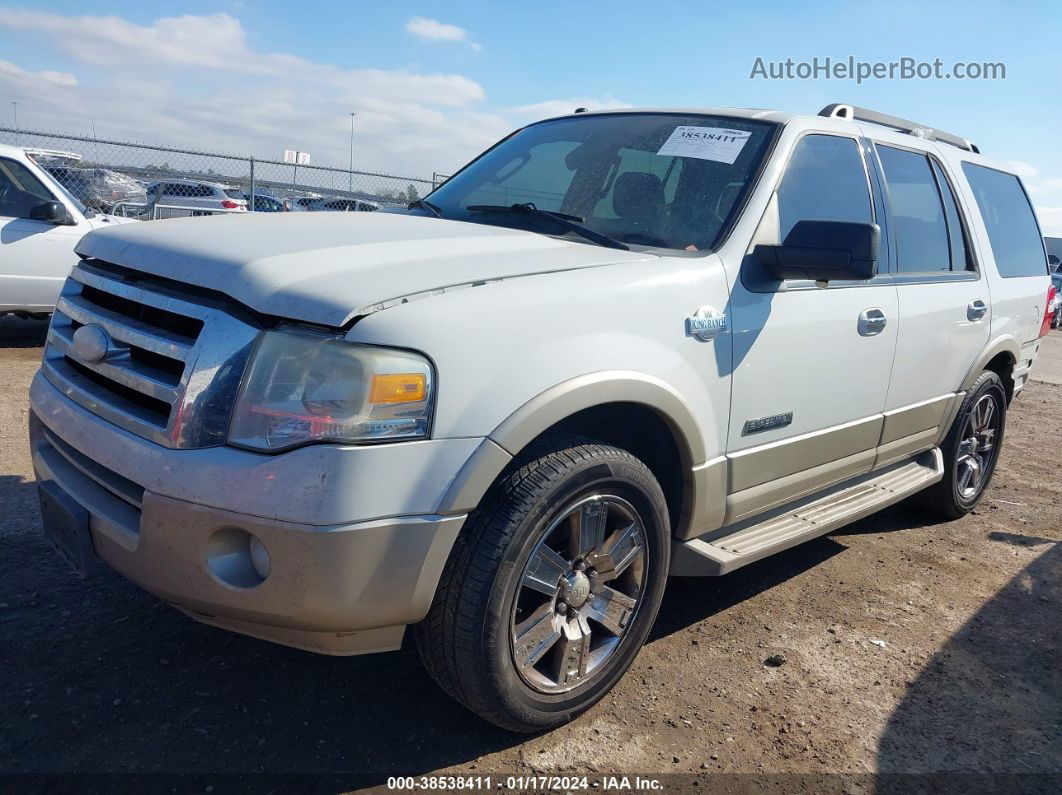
875,534,1060,782
653,499,947,642
0,315,49,348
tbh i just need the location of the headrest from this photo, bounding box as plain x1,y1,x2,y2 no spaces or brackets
613,172,665,219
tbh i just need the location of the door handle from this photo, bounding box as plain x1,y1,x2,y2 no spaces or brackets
858,308,887,336
967,299,988,321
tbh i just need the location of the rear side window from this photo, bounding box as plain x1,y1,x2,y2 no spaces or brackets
877,146,950,273
961,163,1047,277
776,135,872,242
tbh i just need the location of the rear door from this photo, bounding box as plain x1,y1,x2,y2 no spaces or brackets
869,141,990,465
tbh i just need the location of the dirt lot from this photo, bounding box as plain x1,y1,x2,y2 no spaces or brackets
1,315,1059,789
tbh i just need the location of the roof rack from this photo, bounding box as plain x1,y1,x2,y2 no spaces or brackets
819,103,979,154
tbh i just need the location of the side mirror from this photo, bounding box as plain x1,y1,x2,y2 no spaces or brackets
30,200,74,225
755,220,879,282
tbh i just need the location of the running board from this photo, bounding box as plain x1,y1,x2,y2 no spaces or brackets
671,449,944,576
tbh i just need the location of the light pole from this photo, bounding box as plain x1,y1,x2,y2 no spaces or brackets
11,101,17,143
348,112,357,193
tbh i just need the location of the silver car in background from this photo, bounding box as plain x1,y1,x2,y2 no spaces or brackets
143,179,248,217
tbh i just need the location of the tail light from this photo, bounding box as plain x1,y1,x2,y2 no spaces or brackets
221,199,240,209
1040,284,1056,338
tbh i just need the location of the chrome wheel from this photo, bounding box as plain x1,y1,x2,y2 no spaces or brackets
509,494,648,694
956,393,1000,500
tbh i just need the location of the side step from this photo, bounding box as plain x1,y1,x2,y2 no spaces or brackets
671,449,944,576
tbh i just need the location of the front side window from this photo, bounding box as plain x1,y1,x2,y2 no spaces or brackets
776,135,873,242
877,146,951,273
962,163,1047,278
0,157,57,219
423,113,776,251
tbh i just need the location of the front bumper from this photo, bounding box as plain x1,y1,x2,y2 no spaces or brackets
29,373,471,655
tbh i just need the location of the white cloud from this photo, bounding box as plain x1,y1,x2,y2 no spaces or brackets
405,16,480,51
1036,207,1062,238
0,10,628,184
0,10,483,105
0,59,76,87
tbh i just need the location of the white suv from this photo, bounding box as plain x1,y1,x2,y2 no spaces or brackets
29,105,1051,732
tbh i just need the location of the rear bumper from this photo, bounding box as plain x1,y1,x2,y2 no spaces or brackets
29,378,470,655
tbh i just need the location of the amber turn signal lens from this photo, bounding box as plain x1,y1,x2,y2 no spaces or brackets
369,373,427,404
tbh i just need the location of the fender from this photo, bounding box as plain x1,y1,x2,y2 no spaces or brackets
961,336,1019,392
437,371,713,528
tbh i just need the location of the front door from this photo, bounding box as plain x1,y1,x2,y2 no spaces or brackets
724,133,898,523
0,156,83,312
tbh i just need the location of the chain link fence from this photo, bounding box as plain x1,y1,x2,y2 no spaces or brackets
0,126,441,220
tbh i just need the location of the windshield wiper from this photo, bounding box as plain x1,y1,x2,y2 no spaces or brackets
466,203,629,251
408,198,443,217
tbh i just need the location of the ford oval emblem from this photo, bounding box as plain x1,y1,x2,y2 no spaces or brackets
70,324,111,364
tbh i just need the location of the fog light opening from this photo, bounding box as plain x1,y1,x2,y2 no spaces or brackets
205,527,269,588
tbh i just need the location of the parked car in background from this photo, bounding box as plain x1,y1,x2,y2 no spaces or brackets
288,195,322,212
1046,237,1062,271
0,143,135,316
144,179,248,217
1051,272,1062,328
243,193,289,212
44,166,147,213
304,196,379,212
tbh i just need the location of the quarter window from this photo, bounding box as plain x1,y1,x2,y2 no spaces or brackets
931,160,972,271
776,135,873,242
961,163,1047,278
877,146,950,273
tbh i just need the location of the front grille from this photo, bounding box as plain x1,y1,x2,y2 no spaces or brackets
42,260,261,448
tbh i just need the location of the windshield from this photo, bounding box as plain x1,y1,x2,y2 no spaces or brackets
423,113,776,251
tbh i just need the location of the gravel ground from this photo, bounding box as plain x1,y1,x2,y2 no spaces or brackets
1,315,1059,789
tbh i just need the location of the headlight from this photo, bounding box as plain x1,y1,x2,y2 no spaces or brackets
228,329,433,451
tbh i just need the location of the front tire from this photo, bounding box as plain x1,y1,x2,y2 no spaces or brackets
918,370,1007,519
415,437,670,732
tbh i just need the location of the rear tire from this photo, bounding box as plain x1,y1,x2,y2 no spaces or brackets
414,437,670,732
918,371,1007,519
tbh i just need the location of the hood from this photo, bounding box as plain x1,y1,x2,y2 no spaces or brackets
75,212,655,326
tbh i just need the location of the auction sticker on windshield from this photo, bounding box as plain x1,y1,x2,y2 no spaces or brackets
657,126,752,164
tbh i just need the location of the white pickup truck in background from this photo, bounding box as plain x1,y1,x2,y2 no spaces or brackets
0,143,134,317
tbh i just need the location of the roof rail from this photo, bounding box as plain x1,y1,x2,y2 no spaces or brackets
819,103,980,154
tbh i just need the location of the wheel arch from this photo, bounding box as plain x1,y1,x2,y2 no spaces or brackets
962,338,1019,402
438,372,715,539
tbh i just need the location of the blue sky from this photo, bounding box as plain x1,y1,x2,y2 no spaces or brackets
1,1,1060,231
